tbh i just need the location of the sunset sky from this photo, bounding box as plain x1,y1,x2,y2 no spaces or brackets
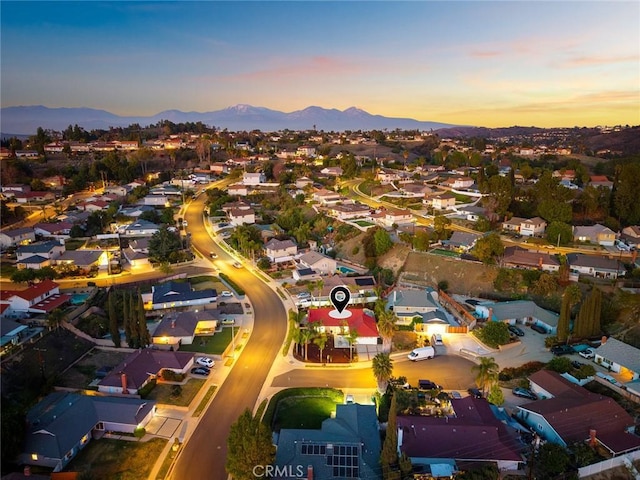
1,1,638,128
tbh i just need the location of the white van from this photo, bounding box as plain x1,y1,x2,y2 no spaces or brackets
407,346,436,361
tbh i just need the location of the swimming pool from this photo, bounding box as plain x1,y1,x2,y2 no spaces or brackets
337,265,357,275
70,293,90,305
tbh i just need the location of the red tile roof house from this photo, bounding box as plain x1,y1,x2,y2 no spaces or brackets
397,396,524,474
98,348,195,395
516,370,640,456
307,307,379,346
0,280,71,320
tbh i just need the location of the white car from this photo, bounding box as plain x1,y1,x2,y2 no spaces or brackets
579,348,595,359
296,292,311,299
220,291,233,297
221,318,235,325
196,357,215,368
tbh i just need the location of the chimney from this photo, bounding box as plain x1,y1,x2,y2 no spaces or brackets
307,465,313,480
23,466,31,477
171,319,176,329
538,256,543,268
589,429,597,447
602,336,607,345
121,373,129,394
488,308,493,320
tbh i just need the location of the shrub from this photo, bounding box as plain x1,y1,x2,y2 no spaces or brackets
133,427,146,439
499,361,546,381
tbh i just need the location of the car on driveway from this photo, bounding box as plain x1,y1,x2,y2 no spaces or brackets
221,318,235,325
418,379,442,391
232,261,243,268
508,325,525,337
551,345,574,356
512,387,537,401
579,348,595,359
571,360,584,370
467,387,483,398
190,367,210,376
450,391,462,399
196,357,215,368
220,291,233,297
530,323,547,334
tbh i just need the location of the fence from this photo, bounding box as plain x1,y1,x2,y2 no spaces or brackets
578,450,640,478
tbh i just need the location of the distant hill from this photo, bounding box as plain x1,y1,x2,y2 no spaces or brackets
0,104,458,136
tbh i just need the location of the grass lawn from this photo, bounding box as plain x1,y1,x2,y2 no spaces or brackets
0,262,17,277
273,396,340,431
64,437,167,480
63,238,87,251
452,193,472,203
353,220,374,227
430,248,460,258
145,379,205,407
179,327,232,355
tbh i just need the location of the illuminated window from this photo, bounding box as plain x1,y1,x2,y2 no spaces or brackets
31,453,38,461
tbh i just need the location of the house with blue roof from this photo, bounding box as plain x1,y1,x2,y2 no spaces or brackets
386,287,450,333
149,280,217,310
16,240,65,269
19,391,156,472
273,403,381,479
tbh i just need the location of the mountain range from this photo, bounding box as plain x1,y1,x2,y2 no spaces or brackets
0,104,459,136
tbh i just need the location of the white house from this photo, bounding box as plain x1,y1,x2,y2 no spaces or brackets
242,172,265,186
228,208,255,226
264,238,298,263
594,337,640,382
573,224,616,246
228,183,249,196
298,251,337,275
520,217,547,237
0,227,36,248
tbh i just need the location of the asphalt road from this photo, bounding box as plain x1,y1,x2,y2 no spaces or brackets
170,192,288,480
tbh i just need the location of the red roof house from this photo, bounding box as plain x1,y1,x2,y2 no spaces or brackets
307,307,379,345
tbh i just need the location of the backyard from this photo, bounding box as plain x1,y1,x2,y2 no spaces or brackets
263,387,345,432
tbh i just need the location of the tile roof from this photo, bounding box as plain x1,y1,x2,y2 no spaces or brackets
29,294,71,313
17,240,62,254
307,308,379,338
12,280,59,302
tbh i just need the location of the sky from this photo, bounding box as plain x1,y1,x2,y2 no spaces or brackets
1,1,639,128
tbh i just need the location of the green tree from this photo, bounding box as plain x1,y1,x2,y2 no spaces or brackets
47,308,65,332
377,309,397,353
108,291,121,348
433,215,451,241
10,268,37,284
346,328,359,362
536,443,571,478
226,407,276,480
313,332,328,363
123,291,133,347
372,352,394,393
545,221,573,246
574,287,602,338
546,356,572,373
558,284,582,343
472,233,504,264
487,383,504,406
373,228,393,256
148,226,182,263
136,289,150,347
471,357,499,396
613,163,640,225
299,327,314,362
474,321,510,348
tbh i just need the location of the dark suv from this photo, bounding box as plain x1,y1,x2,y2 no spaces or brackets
419,379,442,390
551,344,574,356
530,324,547,334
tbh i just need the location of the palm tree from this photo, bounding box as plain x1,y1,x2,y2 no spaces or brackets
372,352,394,393
299,328,315,362
471,357,499,396
313,333,328,363
377,309,398,353
346,329,359,362
47,308,65,332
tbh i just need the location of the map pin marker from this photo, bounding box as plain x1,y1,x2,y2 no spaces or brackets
330,285,351,314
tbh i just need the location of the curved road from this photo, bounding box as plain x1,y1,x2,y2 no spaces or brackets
170,193,288,480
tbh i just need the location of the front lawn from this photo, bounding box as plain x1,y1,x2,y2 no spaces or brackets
64,437,167,480
144,378,206,407
179,327,232,355
263,387,344,432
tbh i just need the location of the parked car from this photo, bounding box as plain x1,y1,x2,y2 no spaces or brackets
551,345,574,356
418,379,442,391
221,318,235,325
190,367,210,376
209,252,218,258
571,360,584,370
450,391,462,399
512,387,537,401
508,325,525,337
296,292,311,299
465,299,481,306
530,323,547,334
467,387,483,398
196,357,215,368
220,291,233,297
431,333,444,346
345,394,355,404
579,348,595,359
232,261,243,268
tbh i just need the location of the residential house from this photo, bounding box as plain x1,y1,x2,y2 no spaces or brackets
553,170,576,182
594,337,640,383
16,240,65,268
307,308,379,346
152,310,220,349
56,250,107,272
104,185,130,197
150,184,182,196
298,251,337,275
376,168,401,183
33,223,73,239
148,280,217,310
11,191,56,204
520,217,547,237
517,370,640,456
430,191,456,210
442,176,474,189
118,205,156,218
398,396,524,474
589,175,614,189
400,182,433,197
502,216,526,233
294,177,314,189
98,349,195,394
227,183,249,196
475,300,559,334
566,253,625,279
0,227,35,248
120,219,161,237
274,404,381,480
1,317,29,353
296,145,316,157
329,203,371,221
242,172,265,185
375,209,414,228
79,199,112,212
320,166,343,177
447,231,480,252
123,245,150,268
312,189,342,205
264,238,298,263
502,246,560,272
210,162,231,175
386,287,447,331
142,195,171,207
573,224,616,246
228,207,255,226
221,200,251,214
0,280,71,319
20,392,156,472
620,225,640,248
456,204,487,222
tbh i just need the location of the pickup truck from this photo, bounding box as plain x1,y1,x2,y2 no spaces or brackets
551,345,574,356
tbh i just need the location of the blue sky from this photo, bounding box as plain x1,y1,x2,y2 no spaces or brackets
1,1,638,127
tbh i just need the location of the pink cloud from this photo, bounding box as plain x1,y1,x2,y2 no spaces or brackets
560,54,638,68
